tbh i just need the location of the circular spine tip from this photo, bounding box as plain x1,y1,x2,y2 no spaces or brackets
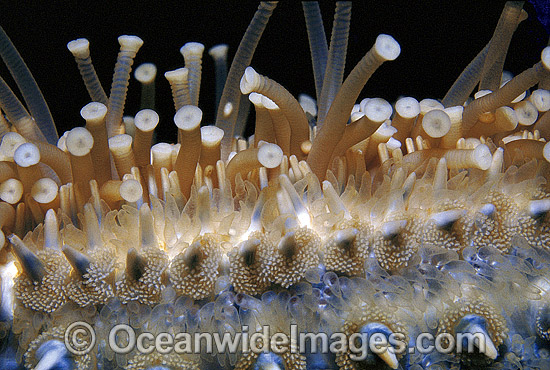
395,97,420,118
422,109,451,138
180,42,205,57
258,143,283,168
515,101,538,126
31,178,58,203
164,67,188,82
134,63,157,83
174,105,203,131
134,109,160,131
80,102,108,121
208,44,229,59
474,144,492,170
541,46,550,71
0,179,23,204
240,66,259,95
530,89,550,112
119,179,143,203
66,127,94,156
374,34,401,61
108,134,133,152
200,126,224,144
14,143,40,167
118,35,144,51
67,38,90,58
364,98,393,123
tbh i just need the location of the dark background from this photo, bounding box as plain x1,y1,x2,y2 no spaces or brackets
0,1,548,143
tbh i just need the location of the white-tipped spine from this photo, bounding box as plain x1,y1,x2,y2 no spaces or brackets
67,38,108,105
0,179,23,204
134,63,157,84
106,35,144,137
109,134,135,177
165,67,191,110
119,178,143,205
13,142,39,168
529,89,550,112
133,109,159,167
180,42,205,106
363,97,393,123
422,109,451,138
514,100,538,126
258,143,284,168
373,34,401,61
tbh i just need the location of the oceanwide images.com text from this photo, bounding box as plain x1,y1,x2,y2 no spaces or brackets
65,322,495,361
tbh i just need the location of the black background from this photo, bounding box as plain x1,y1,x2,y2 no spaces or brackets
0,1,548,143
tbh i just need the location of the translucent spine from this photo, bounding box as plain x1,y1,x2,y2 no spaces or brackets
108,134,135,178
208,44,229,112
0,108,8,137
164,68,191,111
133,109,159,168
67,38,108,106
80,102,111,186
478,1,525,91
462,47,550,133
173,105,202,199
442,3,526,107
240,67,309,159
180,42,205,107
302,1,328,103
134,63,157,110
316,1,352,128
307,34,400,180
0,76,46,142
65,127,95,207
0,26,58,144
32,141,73,185
105,35,144,138
215,2,277,159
